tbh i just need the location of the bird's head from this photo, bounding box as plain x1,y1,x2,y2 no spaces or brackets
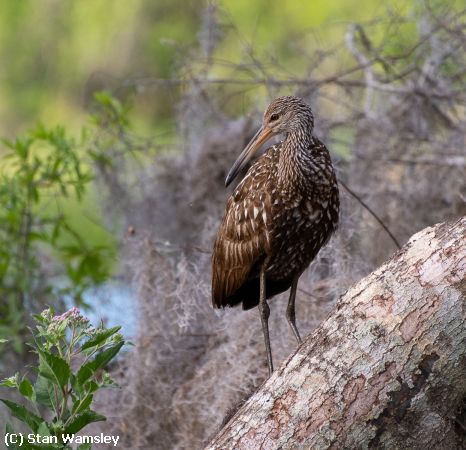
225,96,314,187
263,96,314,135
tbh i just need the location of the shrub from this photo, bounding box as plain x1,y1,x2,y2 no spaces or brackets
0,125,113,352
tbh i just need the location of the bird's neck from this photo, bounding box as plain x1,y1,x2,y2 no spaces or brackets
278,129,313,185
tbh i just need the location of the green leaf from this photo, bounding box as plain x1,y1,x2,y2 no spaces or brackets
77,341,124,385
64,410,106,434
72,392,93,415
81,326,121,351
37,421,51,437
76,365,93,387
34,375,57,409
87,381,99,394
32,314,47,324
38,350,70,389
19,377,35,401
0,338,8,343
0,399,42,432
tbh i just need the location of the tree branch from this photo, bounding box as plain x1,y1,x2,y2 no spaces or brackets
206,217,466,450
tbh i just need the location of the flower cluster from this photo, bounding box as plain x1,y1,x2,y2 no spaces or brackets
35,307,91,350
53,306,89,323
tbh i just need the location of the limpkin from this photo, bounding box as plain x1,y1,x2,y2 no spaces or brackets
212,96,339,375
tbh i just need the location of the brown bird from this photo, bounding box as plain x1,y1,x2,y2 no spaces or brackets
212,96,339,375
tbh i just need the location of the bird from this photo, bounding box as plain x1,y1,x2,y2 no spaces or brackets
211,96,339,376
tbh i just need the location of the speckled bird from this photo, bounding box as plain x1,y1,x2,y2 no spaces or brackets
211,96,339,375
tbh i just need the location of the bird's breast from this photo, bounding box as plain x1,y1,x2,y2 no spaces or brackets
265,187,338,279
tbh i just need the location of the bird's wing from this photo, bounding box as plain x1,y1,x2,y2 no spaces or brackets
211,168,273,308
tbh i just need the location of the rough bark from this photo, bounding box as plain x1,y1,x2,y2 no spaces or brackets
206,218,466,450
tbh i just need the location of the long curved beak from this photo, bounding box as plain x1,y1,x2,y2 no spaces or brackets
225,126,274,187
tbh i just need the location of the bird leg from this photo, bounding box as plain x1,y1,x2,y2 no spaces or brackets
259,265,273,376
286,276,302,345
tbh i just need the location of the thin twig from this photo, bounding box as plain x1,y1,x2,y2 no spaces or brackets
339,180,402,249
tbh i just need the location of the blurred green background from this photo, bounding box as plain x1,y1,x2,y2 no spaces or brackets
0,0,431,137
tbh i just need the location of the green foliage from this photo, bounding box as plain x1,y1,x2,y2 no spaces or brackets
0,125,113,352
87,91,162,193
87,92,134,166
1,308,125,449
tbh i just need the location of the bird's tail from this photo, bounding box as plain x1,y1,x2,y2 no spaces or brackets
220,278,292,310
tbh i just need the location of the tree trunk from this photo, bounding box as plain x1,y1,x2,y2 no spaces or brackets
205,218,466,450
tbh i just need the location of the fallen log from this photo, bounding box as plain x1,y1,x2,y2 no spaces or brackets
206,218,466,450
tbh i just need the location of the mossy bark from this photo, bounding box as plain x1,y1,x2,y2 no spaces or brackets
206,218,466,450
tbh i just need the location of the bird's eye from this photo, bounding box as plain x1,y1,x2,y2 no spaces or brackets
270,113,279,122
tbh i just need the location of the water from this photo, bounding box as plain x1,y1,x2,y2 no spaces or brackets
80,281,137,339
